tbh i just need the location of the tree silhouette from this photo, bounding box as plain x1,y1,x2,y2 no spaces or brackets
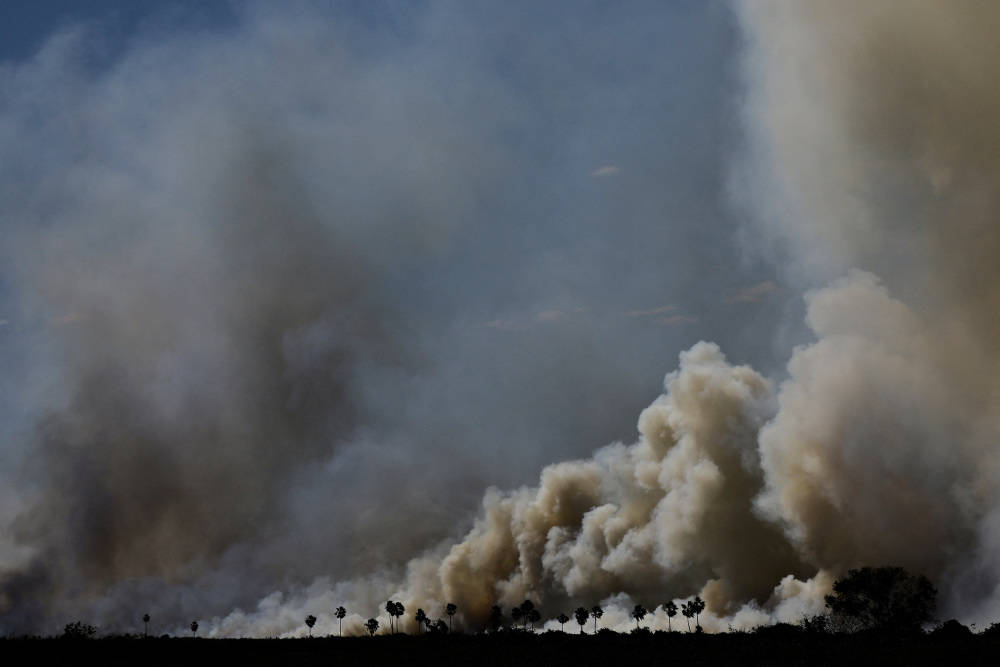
63,621,97,639
574,607,589,634
335,606,346,636
488,605,504,632
142,613,150,638
393,602,405,634
557,613,570,632
190,621,198,637
432,619,449,634
591,605,603,633
631,604,647,630
385,601,396,633
824,566,936,633
519,600,535,630
305,614,317,636
415,608,427,634
366,618,379,637
664,601,677,632
510,606,524,628
527,608,541,630
691,596,705,630
681,601,694,632
445,603,457,632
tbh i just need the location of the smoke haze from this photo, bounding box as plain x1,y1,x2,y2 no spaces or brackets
3,0,1000,636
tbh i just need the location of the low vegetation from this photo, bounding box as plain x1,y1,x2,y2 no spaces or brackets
6,568,1000,665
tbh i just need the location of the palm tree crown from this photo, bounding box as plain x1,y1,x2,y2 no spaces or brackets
591,605,603,633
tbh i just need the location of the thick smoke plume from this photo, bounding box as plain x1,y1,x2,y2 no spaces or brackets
5,0,1000,636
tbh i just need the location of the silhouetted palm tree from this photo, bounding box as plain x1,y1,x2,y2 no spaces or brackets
557,613,570,632
190,621,198,637
519,600,534,630
527,608,541,630
335,606,346,636
691,596,705,630
393,602,405,633
305,614,317,636
385,601,396,633
591,606,603,633
574,607,589,634
142,613,150,638
415,608,427,634
632,604,647,630
664,601,677,632
445,603,457,632
681,601,694,632
488,605,504,632
366,618,379,637
510,606,523,628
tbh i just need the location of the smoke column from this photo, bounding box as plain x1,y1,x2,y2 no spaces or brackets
183,0,1000,634
5,0,1000,635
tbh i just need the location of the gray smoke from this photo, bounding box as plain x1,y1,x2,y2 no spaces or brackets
6,0,1000,637
0,2,756,634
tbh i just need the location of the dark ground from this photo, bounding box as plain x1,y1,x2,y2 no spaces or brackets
3,627,1000,667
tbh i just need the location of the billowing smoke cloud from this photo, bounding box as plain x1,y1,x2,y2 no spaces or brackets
6,0,1000,637
0,1,752,634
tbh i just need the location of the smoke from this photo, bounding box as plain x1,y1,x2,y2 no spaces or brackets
5,0,1000,636
0,1,752,634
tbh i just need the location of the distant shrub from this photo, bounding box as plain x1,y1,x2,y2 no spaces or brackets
62,622,96,639
800,614,830,633
753,623,802,638
979,622,1000,636
931,620,971,638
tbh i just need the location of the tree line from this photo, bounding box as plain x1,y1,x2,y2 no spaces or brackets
64,567,945,639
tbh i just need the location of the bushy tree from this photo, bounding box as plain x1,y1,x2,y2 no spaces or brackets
385,601,396,633
488,605,504,632
691,596,705,630
305,614,317,636
681,601,694,631
393,602,405,633
335,606,347,636
510,606,524,628
366,618,379,637
527,608,541,630
591,605,603,633
664,601,677,632
574,607,589,634
415,608,427,634
824,566,936,633
632,604,647,630
62,621,96,639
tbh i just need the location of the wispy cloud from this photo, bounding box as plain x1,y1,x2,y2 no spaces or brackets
657,314,698,326
536,309,566,323
483,318,528,332
724,281,780,304
591,165,620,178
626,304,675,317
50,313,81,326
